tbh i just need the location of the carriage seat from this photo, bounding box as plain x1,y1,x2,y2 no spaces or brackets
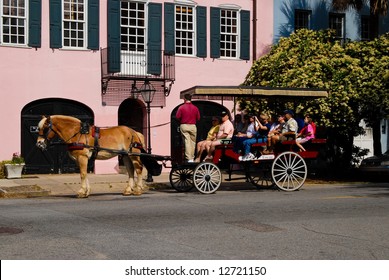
279,138,327,159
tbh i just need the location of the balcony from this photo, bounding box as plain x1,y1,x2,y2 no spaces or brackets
101,48,175,107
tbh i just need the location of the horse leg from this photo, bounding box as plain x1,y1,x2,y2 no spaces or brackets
76,155,90,198
122,155,135,196
131,156,144,195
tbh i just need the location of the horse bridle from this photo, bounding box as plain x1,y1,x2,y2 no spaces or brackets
38,118,58,143
38,116,82,148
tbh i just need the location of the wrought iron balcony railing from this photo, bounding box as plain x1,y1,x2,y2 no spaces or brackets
101,47,175,82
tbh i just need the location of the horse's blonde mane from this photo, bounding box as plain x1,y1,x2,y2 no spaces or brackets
52,115,80,122
38,115,80,129
38,118,46,129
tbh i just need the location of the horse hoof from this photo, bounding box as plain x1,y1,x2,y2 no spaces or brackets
122,192,133,196
133,192,142,196
77,194,88,198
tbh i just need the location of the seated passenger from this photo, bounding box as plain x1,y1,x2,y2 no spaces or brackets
265,114,285,149
237,113,271,161
194,117,220,163
233,114,245,134
232,113,257,154
203,111,234,161
264,110,298,154
296,115,316,151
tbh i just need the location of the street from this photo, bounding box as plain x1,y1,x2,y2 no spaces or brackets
1,182,389,259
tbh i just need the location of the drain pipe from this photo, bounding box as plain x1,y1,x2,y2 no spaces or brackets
252,0,257,62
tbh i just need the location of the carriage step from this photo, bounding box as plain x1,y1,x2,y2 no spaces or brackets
239,154,275,161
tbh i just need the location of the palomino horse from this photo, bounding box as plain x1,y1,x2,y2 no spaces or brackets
36,115,145,198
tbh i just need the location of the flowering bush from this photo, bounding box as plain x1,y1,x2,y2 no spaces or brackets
0,153,25,178
10,152,25,164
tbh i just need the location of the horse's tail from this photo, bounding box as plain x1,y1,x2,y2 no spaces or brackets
134,131,162,176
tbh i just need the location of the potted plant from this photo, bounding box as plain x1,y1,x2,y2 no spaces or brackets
3,153,25,179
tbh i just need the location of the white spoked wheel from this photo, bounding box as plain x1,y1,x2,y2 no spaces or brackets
271,151,307,191
193,162,222,194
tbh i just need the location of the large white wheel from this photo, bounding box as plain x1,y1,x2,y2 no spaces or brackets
271,152,307,191
193,162,222,194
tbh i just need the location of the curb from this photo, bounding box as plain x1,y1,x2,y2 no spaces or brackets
0,185,51,199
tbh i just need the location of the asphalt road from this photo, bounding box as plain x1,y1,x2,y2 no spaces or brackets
1,182,389,260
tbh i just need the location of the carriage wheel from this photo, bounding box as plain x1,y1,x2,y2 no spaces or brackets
193,162,222,194
169,167,194,192
245,161,274,189
271,152,307,191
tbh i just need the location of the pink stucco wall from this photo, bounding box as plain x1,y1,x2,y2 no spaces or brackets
0,0,273,174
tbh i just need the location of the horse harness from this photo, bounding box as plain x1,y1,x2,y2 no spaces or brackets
68,122,144,157
42,119,144,160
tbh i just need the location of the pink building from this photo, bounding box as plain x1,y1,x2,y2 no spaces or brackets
0,0,273,174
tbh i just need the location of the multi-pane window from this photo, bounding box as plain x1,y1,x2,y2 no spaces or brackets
295,9,311,31
121,0,145,51
329,13,345,41
1,0,28,45
220,9,237,58
361,15,372,41
63,0,86,48
175,5,194,55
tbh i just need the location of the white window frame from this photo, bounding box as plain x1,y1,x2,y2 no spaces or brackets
220,7,239,59
120,0,148,76
62,0,87,49
0,0,29,46
175,3,196,57
120,0,146,52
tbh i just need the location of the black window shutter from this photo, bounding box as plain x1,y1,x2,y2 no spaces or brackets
107,0,121,73
88,0,99,50
148,3,162,75
210,7,220,59
49,0,62,48
240,10,250,60
196,6,207,58
164,2,175,54
29,0,41,48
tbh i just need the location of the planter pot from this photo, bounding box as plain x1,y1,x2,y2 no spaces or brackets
4,164,25,179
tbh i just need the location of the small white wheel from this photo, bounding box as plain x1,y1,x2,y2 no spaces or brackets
193,162,222,194
271,152,307,191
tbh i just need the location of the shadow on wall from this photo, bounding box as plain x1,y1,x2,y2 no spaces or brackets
276,0,370,40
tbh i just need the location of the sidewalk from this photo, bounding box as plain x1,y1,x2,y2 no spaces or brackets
0,172,171,198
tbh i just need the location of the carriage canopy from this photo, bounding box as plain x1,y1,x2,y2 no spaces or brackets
180,86,328,100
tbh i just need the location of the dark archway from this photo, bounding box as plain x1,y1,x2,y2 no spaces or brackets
118,98,144,133
118,98,145,166
171,101,231,164
21,98,94,174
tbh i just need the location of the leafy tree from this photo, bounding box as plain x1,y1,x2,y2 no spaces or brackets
345,34,389,155
241,29,365,169
332,0,388,15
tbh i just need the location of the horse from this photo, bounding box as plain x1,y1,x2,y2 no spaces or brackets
36,115,146,198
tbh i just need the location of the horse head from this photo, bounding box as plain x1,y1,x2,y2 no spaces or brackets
36,115,56,150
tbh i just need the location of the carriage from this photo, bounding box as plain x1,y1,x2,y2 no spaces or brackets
36,85,328,198
167,86,329,194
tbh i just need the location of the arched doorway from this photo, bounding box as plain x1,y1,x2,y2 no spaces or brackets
21,98,94,174
171,101,231,164
118,98,145,166
118,98,144,133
